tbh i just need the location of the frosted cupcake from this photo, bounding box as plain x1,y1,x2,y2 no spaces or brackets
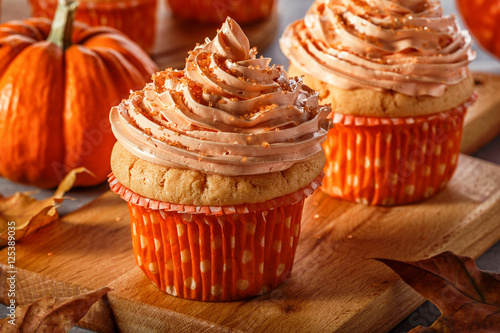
109,18,331,301
280,0,476,206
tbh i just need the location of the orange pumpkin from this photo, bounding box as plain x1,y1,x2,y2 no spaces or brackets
0,0,158,188
456,0,500,60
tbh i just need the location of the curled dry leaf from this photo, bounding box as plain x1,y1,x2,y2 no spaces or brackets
0,287,110,332
0,168,90,246
376,251,500,332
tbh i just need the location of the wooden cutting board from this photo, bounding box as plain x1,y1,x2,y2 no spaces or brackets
0,154,499,332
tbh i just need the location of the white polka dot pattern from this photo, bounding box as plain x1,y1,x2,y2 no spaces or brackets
242,250,253,264
127,198,306,301
331,187,343,196
285,217,291,228
259,286,269,295
211,284,223,296
185,277,196,290
166,258,174,271
364,157,371,169
149,262,158,274
176,224,185,237
236,280,249,291
321,105,468,205
404,185,415,196
355,198,368,205
212,236,222,249
166,286,177,296
276,264,285,276
200,260,211,273
181,249,191,263
140,235,148,249
246,223,256,234
154,238,161,251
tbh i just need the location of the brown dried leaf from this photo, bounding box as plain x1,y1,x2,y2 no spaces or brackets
0,168,90,246
376,251,500,332
0,287,110,332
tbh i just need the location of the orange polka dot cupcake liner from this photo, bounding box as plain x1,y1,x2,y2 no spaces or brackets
29,0,157,52
109,173,322,301
322,95,477,206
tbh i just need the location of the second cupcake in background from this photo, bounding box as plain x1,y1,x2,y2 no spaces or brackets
280,0,476,206
109,18,331,301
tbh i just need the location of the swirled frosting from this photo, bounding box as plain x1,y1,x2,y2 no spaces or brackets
110,18,331,176
280,0,476,96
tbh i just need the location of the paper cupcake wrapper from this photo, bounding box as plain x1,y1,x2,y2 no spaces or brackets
166,0,275,24
109,173,322,301
322,95,477,206
30,0,157,51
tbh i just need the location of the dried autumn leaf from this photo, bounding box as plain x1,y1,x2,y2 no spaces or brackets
0,287,110,332
376,251,500,332
0,168,90,246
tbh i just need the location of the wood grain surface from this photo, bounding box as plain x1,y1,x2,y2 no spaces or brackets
461,72,500,154
1,154,499,332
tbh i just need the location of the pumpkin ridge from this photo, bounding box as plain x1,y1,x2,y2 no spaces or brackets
0,1,157,188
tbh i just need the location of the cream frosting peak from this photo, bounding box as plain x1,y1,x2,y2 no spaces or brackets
280,0,476,97
201,17,254,62
110,18,331,176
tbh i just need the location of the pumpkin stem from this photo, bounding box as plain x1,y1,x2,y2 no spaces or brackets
47,0,79,50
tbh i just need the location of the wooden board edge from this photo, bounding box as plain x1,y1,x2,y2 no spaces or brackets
336,280,425,333
107,290,238,333
443,189,500,259
461,72,500,154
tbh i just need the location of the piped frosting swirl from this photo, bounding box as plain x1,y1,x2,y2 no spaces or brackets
110,18,331,176
280,0,476,97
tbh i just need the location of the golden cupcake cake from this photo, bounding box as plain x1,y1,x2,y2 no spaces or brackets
109,18,331,301
30,0,157,51
280,0,476,206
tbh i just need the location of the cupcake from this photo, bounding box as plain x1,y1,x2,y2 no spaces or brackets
280,0,476,206
29,0,157,52
166,0,276,24
108,18,331,301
